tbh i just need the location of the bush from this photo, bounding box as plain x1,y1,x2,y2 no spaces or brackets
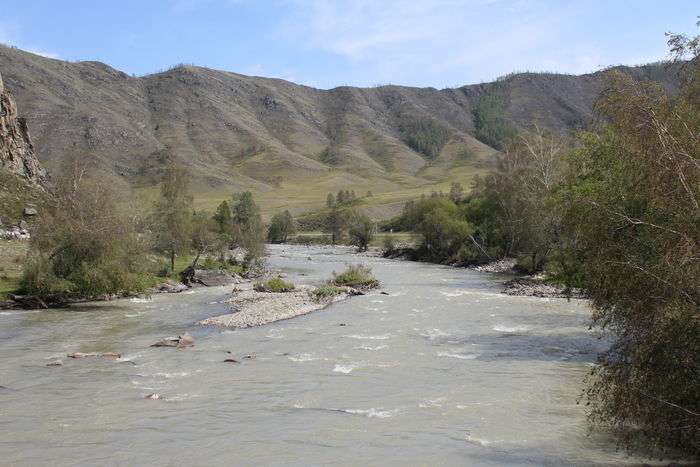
310,284,343,301
348,212,376,252
331,264,379,289
21,159,149,300
254,277,295,293
267,210,295,243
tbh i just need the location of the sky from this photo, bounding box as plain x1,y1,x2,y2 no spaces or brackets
0,1,696,89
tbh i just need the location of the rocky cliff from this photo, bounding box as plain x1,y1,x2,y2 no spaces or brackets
0,70,45,183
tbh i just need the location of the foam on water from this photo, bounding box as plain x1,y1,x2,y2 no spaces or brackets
493,324,530,333
288,353,319,362
346,333,391,340
333,364,356,374
437,351,478,360
354,344,388,351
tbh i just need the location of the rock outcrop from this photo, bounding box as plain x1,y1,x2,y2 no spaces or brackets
0,71,45,183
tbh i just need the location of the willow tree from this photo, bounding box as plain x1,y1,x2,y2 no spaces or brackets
153,163,193,273
560,31,700,453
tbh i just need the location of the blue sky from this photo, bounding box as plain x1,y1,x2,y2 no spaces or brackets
0,1,696,89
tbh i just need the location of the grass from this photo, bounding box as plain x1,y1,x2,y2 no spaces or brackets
310,284,343,301
331,264,379,289
0,240,28,299
254,277,295,293
133,160,490,223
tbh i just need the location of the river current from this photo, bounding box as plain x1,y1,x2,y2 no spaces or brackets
0,244,644,466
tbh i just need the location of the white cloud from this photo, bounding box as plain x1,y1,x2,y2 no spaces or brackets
279,0,668,87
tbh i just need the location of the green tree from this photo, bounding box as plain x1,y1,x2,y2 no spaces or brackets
21,156,147,300
267,210,295,243
153,163,193,273
348,211,376,252
323,204,349,244
326,193,335,208
213,200,232,236
560,60,700,453
231,191,265,262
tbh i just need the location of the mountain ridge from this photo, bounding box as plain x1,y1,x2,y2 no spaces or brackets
0,44,682,216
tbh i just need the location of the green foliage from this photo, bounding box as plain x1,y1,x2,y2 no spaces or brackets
152,162,193,273
254,276,295,293
397,114,450,159
267,210,295,243
557,61,700,452
322,204,351,244
319,146,342,165
310,284,343,301
472,86,517,150
348,212,376,252
213,200,233,235
21,157,149,299
230,191,265,262
331,264,379,289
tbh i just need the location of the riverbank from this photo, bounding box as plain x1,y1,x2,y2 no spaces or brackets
379,246,583,299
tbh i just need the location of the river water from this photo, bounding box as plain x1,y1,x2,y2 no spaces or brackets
0,244,644,466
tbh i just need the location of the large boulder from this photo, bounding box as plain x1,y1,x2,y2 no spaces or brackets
180,266,237,287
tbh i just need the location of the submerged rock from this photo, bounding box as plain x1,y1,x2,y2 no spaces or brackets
67,352,98,358
46,360,63,367
144,393,161,400
223,358,240,363
67,352,122,359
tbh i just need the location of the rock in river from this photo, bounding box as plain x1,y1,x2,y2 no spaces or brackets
151,332,194,349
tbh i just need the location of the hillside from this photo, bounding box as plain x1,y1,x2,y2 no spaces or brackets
0,45,681,217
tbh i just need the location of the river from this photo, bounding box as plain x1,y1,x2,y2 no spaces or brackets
0,244,644,466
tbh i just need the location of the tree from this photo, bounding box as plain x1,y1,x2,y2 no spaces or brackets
348,211,376,252
21,156,147,300
326,193,335,208
153,163,193,273
467,127,568,271
323,204,349,244
230,191,265,262
213,200,232,236
559,56,700,453
267,210,295,243
179,210,219,285
189,211,218,267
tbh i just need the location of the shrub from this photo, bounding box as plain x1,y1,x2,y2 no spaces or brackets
331,264,379,289
267,210,295,243
348,212,376,252
254,277,295,293
310,284,343,301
